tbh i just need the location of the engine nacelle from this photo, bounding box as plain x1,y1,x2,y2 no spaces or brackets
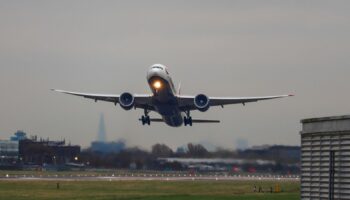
194,94,210,112
119,92,135,110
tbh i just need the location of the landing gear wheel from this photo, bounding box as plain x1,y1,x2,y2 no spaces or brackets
141,108,151,125
141,115,150,125
184,116,192,126
146,116,150,125
184,110,192,126
141,116,145,125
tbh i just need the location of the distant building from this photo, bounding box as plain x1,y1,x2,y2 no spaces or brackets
157,157,276,172
10,130,27,141
97,113,107,142
241,145,300,162
176,146,186,154
0,131,81,169
90,140,125,153
90,114,126,153
235,138,249,150
19,137,80,166
0,140,19,168
0,130,26,168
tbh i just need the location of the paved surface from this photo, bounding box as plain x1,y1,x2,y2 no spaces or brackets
0,174,300,181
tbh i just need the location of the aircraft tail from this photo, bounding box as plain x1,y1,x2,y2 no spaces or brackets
177,82,181,95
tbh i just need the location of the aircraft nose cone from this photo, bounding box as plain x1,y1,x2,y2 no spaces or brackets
147,68,162,80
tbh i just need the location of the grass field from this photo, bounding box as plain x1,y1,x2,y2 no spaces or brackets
0,180,299,200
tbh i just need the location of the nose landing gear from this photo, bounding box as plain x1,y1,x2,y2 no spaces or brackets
184,110,192,126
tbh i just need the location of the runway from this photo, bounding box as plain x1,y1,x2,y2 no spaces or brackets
0,173,299,181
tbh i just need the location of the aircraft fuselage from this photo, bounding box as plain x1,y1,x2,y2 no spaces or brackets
146,64,183,127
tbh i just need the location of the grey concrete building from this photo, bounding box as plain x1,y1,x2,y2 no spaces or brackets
301,115,350,200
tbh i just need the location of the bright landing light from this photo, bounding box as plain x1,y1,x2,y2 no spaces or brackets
153,81,162,89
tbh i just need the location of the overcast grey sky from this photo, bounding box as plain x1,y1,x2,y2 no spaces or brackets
0,1,349,150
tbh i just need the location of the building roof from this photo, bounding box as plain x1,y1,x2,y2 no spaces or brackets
301,115,350,123
301,115,350,134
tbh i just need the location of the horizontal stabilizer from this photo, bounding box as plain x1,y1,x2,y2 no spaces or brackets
140,118,220,123
191,119,220,123
149,118,163,122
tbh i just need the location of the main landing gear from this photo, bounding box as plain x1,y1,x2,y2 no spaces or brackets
184,110,192,126
141,109,150,125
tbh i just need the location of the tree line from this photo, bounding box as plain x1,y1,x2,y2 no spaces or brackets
78,143,300,169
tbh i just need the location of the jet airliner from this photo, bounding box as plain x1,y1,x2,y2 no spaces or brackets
53,64,293,127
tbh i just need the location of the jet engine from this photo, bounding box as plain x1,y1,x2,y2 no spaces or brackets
194,94,210,112
119,92,135,110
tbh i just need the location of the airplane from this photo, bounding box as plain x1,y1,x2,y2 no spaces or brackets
53,64,293,127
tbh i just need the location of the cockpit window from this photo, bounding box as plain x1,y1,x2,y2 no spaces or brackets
152,66,163,70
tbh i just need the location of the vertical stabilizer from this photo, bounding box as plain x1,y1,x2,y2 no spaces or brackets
177,82,181,95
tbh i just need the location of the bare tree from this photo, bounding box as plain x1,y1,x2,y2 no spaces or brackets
151,143,173,157
187,143,208,157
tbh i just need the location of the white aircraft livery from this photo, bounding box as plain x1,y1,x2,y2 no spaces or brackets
53,64,293,127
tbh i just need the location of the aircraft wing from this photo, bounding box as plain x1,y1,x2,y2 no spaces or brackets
178,94,293,111
52,89,154,110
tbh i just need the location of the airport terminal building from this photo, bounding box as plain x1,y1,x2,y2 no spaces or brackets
300,115,350,200
0,140,19,168
0,131,81,169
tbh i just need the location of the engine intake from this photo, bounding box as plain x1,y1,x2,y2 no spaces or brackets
119,92,135,110
194,94,210,112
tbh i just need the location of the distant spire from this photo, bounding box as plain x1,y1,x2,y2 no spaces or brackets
97,113,107,142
